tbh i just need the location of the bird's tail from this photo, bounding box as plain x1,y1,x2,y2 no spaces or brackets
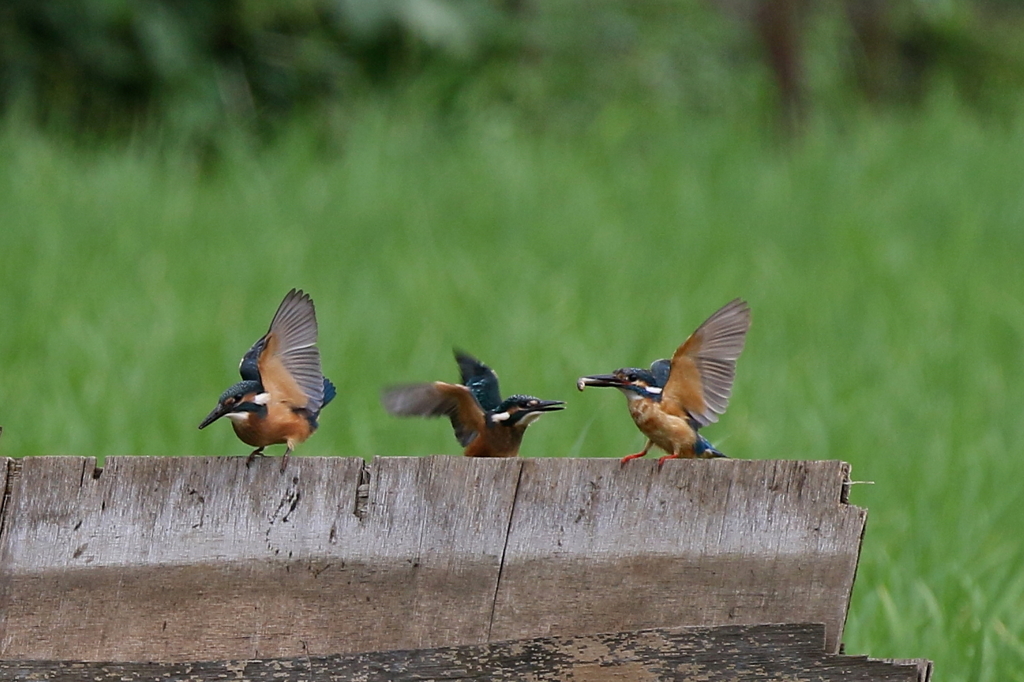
322,378,338,408
694,434,728,459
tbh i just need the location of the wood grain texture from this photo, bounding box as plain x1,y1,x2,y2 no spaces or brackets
0,624,931,682
0,455,523,661
490,458,866,653
0,456,868,663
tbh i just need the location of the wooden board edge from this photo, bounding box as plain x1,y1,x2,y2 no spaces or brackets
0,624,933,681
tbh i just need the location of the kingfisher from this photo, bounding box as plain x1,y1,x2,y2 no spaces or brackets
381,350,565,458
199,289,336,472
578,298,751,466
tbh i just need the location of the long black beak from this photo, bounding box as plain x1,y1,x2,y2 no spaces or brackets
529,399,566,413
577,374,628,391
198,404,228,430
504,399,565,427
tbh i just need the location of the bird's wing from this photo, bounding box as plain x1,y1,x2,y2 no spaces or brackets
649,358,672,388
255,289,326,413
381,381,487,447
663,299,751,427
455,350,503,411
238,338,265,382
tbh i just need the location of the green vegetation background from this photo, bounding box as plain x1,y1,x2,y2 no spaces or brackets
2,2,1024,679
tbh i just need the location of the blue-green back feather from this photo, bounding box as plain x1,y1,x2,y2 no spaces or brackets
455,350,502,411
649,358,671,388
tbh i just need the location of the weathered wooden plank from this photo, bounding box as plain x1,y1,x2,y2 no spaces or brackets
0,456,869,664
0,458,13,555
491,458,866,652
0,455,523,662
0,624,931,682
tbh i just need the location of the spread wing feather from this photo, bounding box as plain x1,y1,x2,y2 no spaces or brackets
664,298,751,427
455,350,503,411
381,382,486,447
252,289,327,414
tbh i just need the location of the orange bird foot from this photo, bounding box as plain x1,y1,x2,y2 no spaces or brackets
620,451,649,466
657,454,680,469
245,449,267,468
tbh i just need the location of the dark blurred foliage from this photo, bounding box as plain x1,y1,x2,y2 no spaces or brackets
0,0,506,141
1,0,1023,147
840,0,1024,107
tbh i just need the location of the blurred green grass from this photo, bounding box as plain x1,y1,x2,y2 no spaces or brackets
2,97,1023,679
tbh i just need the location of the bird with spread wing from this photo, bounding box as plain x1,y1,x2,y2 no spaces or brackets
578,299,751,466
382,351,564,458
199,289,336,472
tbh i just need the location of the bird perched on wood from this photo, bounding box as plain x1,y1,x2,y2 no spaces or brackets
381,351,565,458
199,289,336,472
577,299,751,467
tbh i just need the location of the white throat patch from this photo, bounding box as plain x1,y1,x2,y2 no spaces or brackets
518,412,545,426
